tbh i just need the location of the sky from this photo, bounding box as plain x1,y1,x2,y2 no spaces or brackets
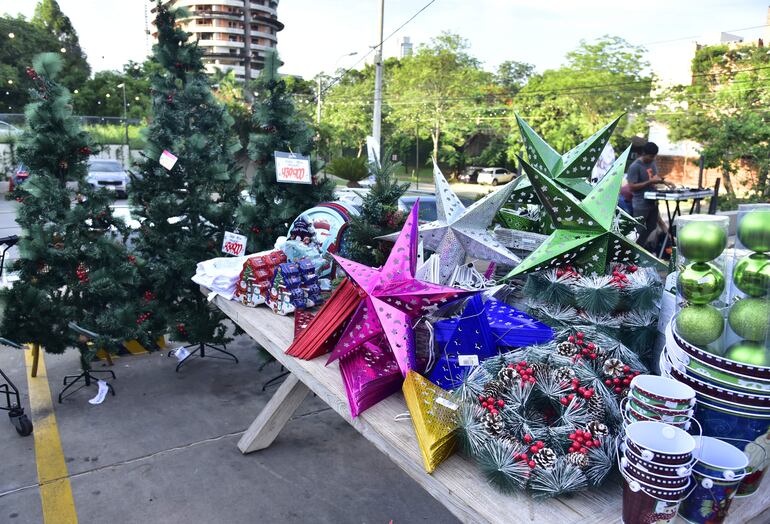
2,0,768,79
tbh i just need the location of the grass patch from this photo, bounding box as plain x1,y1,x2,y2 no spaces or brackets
85,125,145,149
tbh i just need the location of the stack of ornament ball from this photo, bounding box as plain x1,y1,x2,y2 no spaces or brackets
726,209,770,365
675,221,727,347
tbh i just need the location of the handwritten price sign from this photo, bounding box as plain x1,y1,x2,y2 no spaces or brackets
274,151,312,185
221,231,247,256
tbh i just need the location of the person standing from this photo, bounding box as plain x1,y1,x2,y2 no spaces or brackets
626,142,671,250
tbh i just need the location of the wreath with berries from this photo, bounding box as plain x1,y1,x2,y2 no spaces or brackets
454,327,647,498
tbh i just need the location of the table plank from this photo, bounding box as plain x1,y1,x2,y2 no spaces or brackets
209,290,770,524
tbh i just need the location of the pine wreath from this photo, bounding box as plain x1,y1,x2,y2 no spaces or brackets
455,332,646,498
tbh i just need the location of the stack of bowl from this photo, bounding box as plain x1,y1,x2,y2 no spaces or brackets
662,319,770,496
623,374,696,430
619,421,696,524
678,436,750,524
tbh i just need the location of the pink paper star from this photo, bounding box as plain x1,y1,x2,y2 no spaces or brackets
328,201,474,375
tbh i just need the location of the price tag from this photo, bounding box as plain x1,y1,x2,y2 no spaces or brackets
435,397,458,411
458,354,479,367
274,151,312,184
159,150,178,170
221,231,247,256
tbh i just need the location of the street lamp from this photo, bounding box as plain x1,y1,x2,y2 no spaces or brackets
116,83,129,163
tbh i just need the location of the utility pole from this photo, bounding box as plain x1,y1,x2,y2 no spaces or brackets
117,82,129,165
372,0,385,148
316,75,322,125
243,0,253,102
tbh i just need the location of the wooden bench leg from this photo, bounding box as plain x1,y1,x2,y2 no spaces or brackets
30,343,40,378
238,372,310,454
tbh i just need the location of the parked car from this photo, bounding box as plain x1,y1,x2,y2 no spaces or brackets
477,167,515,186
9,164,29,192
457,166,483,184
86,159,130,198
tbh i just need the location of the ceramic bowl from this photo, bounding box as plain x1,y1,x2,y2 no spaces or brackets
670,367,770,410
672,323,770,381
630,374,695,410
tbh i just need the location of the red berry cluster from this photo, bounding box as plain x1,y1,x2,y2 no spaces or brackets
555,265,580,279
568,428,601,454
25,67,38,80
509,360,536,385
76,262,89,283
567,331,599,360
604,367,641,395
144,290,156,302
609,264,638,288
251,226,261,234
176,323,187,336
515,434,545,469
78,146,92,156
477,394,505,415
560,377,596,406
127,255,137,264
136,311,152,325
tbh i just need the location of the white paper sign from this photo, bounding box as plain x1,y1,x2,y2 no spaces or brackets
171,347,190,361
274,151,312,184
88,380,110,405
159,149,178,170
221,231,247,256
435,397,459,411
458,354,479,367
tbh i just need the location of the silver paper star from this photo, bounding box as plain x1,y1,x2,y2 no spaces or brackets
379,162,521,283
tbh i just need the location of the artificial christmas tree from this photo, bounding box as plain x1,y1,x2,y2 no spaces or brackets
129,3,244,368
237,51,334,252
1,53,150,396
344,154,409,267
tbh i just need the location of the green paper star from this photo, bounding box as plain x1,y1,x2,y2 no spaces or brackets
509,113,622,205
504,147,666,278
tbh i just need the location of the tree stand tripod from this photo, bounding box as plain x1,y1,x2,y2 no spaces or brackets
58,323,116,403
170,342,239,372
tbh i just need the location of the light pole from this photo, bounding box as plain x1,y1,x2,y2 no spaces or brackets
116,82,129,164
372,0,385,148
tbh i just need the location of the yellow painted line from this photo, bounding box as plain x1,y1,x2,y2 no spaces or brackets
122,340,148,355
24,347,79,524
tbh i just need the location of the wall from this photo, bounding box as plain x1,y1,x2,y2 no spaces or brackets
656,155,759,198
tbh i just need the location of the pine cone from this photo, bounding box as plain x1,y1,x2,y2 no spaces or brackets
482,411,504,436
533,447,557,469
530,362,547,377
497,366,520,387
566,451,589,469
557,341,579,357
586,420,609,437
602,358,625,377
553,366,576,382
587,393,605,420
482,380,506,399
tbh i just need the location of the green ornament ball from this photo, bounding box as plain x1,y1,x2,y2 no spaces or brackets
676,304,724,347
728,298,770,342
678,222,727,262
733,253,770,298
738,210,770,253
725,340,769,367
677,262,725,304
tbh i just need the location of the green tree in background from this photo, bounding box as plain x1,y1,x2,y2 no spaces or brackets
1,53,149,360
73,62,153,120
388,33,492,163
496,60,535,96
515,35,651,152
31,0,90,91
660,44,770,203
237,51,334,252
130,3,243,347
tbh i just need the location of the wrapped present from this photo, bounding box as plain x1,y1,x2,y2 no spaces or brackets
403,371,458,473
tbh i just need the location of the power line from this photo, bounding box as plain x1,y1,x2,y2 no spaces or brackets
639,24,769,46
318,0,438,99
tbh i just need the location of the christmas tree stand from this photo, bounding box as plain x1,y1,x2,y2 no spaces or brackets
171,343,239,372
58,323,117,403
0,338,33,436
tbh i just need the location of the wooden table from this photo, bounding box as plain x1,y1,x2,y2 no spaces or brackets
208,290,770,524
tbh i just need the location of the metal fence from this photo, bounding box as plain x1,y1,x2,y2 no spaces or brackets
0,114,141,128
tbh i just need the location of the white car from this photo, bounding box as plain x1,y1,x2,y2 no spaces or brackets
477,167,515,186
86,159,130,198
